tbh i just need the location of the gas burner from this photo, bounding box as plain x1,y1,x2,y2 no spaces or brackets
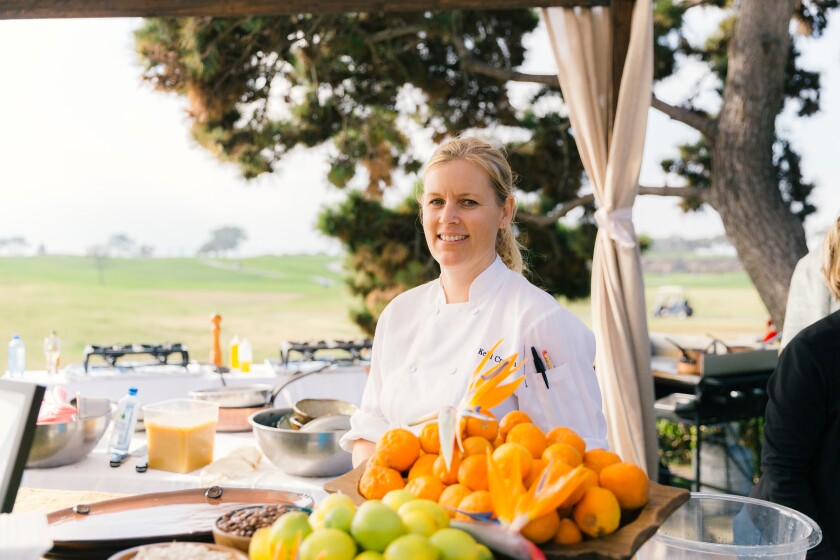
83,343,189,372
280,338,372,366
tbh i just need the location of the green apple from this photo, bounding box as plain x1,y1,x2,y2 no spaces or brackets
398,500,450,531
269,511,313,552
384,534,440,560
429,528,480,560
311,493,358,529
399,510,438,537
350,500,407,552
299,528,357,560
382,489,416,511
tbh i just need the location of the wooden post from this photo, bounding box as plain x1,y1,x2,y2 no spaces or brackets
0,0,610,19
607,0,635,149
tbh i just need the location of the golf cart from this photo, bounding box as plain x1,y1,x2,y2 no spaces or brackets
652,285,694,318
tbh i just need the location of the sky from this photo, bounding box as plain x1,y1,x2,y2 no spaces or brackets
0,11,838,257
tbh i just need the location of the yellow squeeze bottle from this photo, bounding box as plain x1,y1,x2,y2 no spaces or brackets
239,338,252,373
229,335,240,369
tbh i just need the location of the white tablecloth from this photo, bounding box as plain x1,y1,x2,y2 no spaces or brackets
10,363,367,408
17,363,369,503
21,430,335,503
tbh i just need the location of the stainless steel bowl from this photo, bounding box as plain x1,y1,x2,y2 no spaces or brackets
27,402,111,468
292,399,359,424
249,408,352,478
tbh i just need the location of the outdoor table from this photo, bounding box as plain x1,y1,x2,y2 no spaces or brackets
13,362,367,405
651,356,773,492
20,429,335,499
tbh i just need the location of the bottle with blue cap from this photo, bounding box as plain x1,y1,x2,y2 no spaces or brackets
7,334,25,377
109,387,140,456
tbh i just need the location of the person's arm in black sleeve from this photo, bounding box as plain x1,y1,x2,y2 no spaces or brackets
760,339,827,523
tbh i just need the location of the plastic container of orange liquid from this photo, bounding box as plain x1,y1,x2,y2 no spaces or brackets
143,399,220,473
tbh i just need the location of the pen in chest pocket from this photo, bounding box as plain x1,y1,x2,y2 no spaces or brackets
530,346,550,389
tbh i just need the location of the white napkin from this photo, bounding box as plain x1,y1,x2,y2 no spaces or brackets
198,445,263,487
0,512,53,560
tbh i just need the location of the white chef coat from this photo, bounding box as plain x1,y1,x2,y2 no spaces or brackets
339,256,609,452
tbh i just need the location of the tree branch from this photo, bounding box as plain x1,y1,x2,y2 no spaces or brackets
651,95,717,140
449,34,720,144
450,32,561,87
517,185,709,226
370,25,426,42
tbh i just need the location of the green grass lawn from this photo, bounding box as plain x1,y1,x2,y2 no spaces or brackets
0,255,770,369
0,255,363,369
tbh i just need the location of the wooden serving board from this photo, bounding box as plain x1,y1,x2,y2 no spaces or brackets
323,463,689,560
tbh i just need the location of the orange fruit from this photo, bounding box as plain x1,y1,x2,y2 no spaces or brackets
546,426,586,457
457,454,489,491
405,474,446,502
432,453,462,485
553,518,583,544
375,428,421,472
560,466,599,509
523,459,546,489
572,486,621,538
465,408,499,441
358,463,406,500
462,436,493,458
492,433,505,448
582,448,621,475
491,442,532,479
438,484,472,518
542,443,583,467
419,422,440,455
408,454,438,481
599,462,649,510
499,410,532,438
506,423,547,459
520,510,561,544
455,490,493,521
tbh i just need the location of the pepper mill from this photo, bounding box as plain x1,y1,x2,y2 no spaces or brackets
210,312,223,367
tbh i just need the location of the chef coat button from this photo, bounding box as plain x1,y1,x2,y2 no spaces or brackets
449,367,457,375
434,308,440,316
409,365,417,373
472,308,480,315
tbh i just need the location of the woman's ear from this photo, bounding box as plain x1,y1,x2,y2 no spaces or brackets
501,195,515,228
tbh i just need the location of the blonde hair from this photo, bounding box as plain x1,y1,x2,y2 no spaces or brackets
422,137,526,274
821,217,840,300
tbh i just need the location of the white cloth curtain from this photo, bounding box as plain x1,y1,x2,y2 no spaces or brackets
541,0,658,476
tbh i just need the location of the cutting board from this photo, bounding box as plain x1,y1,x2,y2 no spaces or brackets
324,463,689,560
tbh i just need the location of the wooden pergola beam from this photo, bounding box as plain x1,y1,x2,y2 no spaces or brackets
1,0,609,19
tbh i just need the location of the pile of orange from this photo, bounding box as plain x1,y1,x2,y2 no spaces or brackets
358,409,650,546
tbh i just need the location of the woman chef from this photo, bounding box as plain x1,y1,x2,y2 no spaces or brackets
340,137,608,466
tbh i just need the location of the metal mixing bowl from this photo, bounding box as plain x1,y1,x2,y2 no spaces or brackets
292,399,358,424
26,403,111,468
249,408,352,478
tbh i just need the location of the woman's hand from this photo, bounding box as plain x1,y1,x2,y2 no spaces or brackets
351,439,376,468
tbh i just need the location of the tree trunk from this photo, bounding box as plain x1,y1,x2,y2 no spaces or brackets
711,0,807,327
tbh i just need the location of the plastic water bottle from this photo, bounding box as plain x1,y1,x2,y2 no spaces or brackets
109,388,140,455
239,338,252,373
7,334,25,377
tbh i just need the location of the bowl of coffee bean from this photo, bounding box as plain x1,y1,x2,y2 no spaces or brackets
213,504,293,552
